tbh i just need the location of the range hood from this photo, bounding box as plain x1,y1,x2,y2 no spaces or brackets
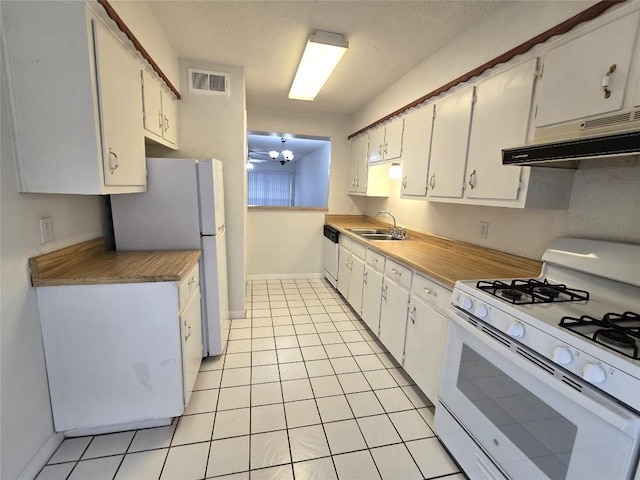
503,109,640,168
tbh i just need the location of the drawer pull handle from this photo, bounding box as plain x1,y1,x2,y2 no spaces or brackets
185,324,192,341
424,287,437,297
392,268,402,276
188,277,197,286
602,64,616,99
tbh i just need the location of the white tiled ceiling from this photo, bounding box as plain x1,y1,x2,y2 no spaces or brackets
145,1,503,114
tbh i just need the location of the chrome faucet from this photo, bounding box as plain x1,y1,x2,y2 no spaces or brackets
375,210,406,240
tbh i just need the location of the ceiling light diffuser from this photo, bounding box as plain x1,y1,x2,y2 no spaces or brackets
289,31,348,101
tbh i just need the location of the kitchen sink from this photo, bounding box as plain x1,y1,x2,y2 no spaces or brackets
348,228,404,241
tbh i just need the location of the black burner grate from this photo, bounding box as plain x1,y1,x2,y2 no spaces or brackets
476,279,590,305
560,311,640,360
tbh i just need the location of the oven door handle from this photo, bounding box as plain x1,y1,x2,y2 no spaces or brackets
449,309,640,436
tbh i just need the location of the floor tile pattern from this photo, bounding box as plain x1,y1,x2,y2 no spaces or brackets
37,278,462,480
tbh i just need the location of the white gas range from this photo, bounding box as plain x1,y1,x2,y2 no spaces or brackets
435,238,640,480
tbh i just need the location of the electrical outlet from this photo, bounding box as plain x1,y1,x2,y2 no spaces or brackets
479,221,489,239
39,217,54,244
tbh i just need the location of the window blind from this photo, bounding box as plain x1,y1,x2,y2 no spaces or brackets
248,171,293,206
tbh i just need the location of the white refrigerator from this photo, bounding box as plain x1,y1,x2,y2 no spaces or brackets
110,158,229,356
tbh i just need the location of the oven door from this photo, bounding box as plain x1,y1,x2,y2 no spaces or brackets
438,308,640,480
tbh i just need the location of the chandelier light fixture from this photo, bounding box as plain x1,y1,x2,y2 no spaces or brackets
269,137,295,165
289,31,349,101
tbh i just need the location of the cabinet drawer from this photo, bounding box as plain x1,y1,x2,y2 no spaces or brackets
351,241,367,259
179,263,200,311
411,273,451,314
340,236,352,251
384,259,412,290
366,249,385,273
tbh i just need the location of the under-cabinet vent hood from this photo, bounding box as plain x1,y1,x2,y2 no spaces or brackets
503,108,640,168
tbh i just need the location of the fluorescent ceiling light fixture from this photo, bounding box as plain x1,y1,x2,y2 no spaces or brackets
388,163,402,180
289,31,348,101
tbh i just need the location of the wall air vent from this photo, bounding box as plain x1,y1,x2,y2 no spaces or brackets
188,68,230,96
582,112,634,130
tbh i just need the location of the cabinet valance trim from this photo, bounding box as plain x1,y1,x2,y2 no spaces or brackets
347,0,623,140
97,0,181,100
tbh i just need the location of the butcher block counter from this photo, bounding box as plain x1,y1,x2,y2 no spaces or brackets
29,238,201,286
326,215,542,287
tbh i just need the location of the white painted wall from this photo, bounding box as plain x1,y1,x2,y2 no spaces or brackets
353,1,640,260
1,70,107,480
150,60,247,317
294,144,331,208
110,1,180,87
246,107,362,276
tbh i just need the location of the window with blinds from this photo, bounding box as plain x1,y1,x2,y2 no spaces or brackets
248,171,293,206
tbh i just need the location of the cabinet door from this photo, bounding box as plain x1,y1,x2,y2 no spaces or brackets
379,280,409,363
403,297,448,403
368,127,385,163
362,267,383,335
161,89,178,145
535,11,640,127
427,88,474,199
466,60,537,200
383,117,404,160
142,70,163,138
401,106,433,197
634,70,640,108
181,290,203,406
337,246,351,297
93,21,146,187
349,134,368,193
347,255,365,315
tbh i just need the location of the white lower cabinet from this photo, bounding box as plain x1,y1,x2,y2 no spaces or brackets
337,237,352,297
403,274,451,403
36,266,203,434
347,247,366,314
361,249,386,334
379,260,412,363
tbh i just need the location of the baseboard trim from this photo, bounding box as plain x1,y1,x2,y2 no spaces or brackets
17,432,64,480
229,310,246,319
247,273,325,281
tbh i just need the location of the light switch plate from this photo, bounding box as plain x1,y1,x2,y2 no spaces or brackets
39,217,54,244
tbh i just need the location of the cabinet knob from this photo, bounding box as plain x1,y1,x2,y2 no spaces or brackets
602,64,616,99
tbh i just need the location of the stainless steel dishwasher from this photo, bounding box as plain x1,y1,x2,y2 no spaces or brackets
322,225,340,288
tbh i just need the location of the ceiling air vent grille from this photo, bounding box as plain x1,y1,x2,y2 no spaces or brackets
581,112,632,130
188,68,230,96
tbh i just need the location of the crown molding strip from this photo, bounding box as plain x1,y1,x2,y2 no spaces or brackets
97,0,181,100
347,0,623,140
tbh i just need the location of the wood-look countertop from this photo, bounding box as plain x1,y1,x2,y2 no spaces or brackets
326,215,542,288
29,238,201,287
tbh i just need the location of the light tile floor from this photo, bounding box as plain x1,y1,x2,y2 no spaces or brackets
37,278,464,480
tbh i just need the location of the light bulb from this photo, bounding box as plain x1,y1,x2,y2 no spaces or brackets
269,150,279,159
282,150,294,161
388,163,402,180
246,162,254,170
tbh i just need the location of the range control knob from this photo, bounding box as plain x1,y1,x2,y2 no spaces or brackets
552,347,573,365
507,322,525,338
582,363,606,384
474,304,489,319
460,296,473,311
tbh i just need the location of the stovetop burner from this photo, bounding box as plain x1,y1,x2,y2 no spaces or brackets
560,311,640,360
476,279,590,305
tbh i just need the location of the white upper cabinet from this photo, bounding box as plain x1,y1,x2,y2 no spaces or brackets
368,117,404,163
400,105,434,197
465,59,537,201
535,11,640,128
2,1,146,194
142,69,178,148
95,21,147,187
348,134,390,197
427,88,474,199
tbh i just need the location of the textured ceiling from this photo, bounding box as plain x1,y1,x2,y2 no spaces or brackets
247,132,330,162
146,1,503,115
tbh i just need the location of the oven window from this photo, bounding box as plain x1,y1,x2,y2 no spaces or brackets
457,344,577,480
